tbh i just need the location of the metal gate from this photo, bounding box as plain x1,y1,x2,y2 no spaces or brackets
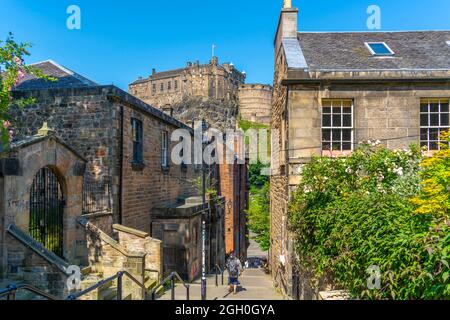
29,167,64,257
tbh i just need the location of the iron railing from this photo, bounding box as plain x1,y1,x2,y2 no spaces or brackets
66,271,146,300
82,177,111,215
150,272,190,300
0,284,59,300
29,167,64,257
211,264,225,287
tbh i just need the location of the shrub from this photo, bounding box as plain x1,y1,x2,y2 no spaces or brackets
247,182,270,251
289,141,450,299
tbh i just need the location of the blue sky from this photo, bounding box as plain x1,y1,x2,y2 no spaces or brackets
1,0,449,90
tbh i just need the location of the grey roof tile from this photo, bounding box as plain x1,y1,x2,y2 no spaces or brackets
15,60,98,90
295,31,450,71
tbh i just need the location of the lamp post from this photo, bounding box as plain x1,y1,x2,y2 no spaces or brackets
201,119,208,301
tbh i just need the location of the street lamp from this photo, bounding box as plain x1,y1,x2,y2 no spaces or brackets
201,119,208,301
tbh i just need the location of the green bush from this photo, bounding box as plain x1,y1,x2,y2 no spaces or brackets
247,182,270,251
249,161,269,188
289,141,450,299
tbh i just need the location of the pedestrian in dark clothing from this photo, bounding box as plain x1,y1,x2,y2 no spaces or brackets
226,252,243,294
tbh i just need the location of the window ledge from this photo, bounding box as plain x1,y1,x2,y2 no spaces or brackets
131,162,145,171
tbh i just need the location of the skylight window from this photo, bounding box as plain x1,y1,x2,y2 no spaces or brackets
365,42,395,56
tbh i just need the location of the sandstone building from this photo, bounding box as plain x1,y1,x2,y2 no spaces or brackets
129,57,246,109
238,84,273,125
130,58,251,260
2,60,226,285
270,1,450,299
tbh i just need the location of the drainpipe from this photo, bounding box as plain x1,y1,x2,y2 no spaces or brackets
119,105,124,225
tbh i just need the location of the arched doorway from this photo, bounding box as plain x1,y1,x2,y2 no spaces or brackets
29,167,64,257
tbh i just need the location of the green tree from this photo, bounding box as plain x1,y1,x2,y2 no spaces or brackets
249,161,269,188
289,141,450,299
411,131,450,218
0,33,52,148
247,182,270,251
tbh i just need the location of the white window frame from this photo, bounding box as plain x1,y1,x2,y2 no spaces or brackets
161,131,169,167
321,99,354,153
364,42,395,56
420,98,449,151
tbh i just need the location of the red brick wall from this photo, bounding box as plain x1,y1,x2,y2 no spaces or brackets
219,160,248,259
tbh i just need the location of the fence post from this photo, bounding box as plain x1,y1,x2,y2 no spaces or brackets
117,272,123,301
7,285,17,301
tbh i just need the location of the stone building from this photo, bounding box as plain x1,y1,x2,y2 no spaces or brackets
270,1,450,298
130,58,250,260
0,132,86,295
6,60,225,284
219,159,249,260
238,84,273,124
129,57,246,109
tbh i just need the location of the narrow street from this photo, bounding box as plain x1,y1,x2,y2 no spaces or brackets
158,236,283,300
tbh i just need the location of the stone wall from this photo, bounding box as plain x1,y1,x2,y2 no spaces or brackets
82,221,146,299
120,104,199,234
10,86,201,235
238,84,273,125
287,82,450,165
4,232,69,297
0,137,86,265
113,224,162,281
74,212,114,266
150,204,203,282
129,58,246,109
11,87,119,220
270,42,293,297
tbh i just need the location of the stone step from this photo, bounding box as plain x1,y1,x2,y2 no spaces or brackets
145,278,158,291
99,286,117,301
81,266,92,276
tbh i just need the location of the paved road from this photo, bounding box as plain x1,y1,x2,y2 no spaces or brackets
159,236,283,300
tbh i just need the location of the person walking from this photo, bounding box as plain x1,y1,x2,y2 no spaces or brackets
226,252,243,295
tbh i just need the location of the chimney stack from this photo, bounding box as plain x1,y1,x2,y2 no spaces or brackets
152,68,157,75
283,0,292,8
278,0,298,39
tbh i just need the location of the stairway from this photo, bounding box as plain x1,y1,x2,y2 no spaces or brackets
78,267,162,300
157,269,284,300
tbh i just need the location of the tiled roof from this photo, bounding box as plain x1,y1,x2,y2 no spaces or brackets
15,60,98,90
291,31,450,71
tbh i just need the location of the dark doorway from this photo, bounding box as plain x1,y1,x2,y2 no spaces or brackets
29,167,64,257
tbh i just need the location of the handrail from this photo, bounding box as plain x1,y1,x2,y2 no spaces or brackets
0,284,59,300
66,271,147,300
210,264,225,286
150,272,190,300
